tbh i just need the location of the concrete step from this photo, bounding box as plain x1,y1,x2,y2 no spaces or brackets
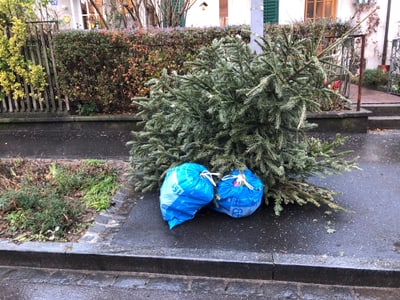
368,116,400,129
361,104,400,116
361,104,400,129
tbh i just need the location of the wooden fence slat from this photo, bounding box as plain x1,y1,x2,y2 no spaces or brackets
39,24,56,112
7,95,13,113
33,25,48,112
64,95,70,111
47,30,64,111
27,35,39,112
23,39,33,112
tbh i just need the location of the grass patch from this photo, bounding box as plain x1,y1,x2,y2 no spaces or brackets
0,159,128,242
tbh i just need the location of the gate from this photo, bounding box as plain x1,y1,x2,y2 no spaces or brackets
323,34,366,111
0,21,69,114
387,38,400,96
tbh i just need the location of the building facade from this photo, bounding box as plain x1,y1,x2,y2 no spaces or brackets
44,0,399,69
187,0,399,69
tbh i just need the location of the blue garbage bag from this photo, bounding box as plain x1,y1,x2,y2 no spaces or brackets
160,163,217,229
209,169,264,218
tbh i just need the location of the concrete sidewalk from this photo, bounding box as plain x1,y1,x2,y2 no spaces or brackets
350,84,400,104
0,130,399,289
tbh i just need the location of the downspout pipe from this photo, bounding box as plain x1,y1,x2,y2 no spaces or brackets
381,0,392,65
250,0,264,54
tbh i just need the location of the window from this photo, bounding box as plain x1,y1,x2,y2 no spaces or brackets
220,0,228,26
80,0,106,30
355,0,375,4
264,0,279,24
305,0,336,22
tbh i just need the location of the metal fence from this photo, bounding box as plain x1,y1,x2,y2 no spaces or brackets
0,21,69,114
387,38,400,96
323,34,366,111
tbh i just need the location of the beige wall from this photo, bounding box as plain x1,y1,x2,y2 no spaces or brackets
186,0,251,27
228,0,251,25
278,0,304,24
186,1,220,27
348,0,399,68
44,0,81,30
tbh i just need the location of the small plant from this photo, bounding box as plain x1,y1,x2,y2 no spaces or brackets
0,159,123,242
47,160,119,211
1,186,85,239
83,175,117,211
76,102,99,116
362,69,389,90
47,163,84,195
391,82,400,93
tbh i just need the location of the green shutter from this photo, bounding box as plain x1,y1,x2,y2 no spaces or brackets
177,0,186,27
162,0,186,27
264,0,279,24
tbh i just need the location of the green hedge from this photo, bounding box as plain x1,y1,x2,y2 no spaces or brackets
53,26,249,114
53,22,350,114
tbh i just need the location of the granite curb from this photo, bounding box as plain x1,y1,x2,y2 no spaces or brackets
0,242,399,288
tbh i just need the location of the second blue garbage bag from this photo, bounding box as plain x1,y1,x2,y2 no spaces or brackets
209,169,264,218
160,163,217,229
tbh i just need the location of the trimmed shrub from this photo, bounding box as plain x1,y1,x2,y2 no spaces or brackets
52,21,351,114
53,26,249,114
53,30,133,113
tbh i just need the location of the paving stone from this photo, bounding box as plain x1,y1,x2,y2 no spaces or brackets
1,267,50,283
47,270,87,285
225,280,263,296
353,287,400,300
259,281,300,299
113,274,148,289
145,277,190,292
93,215,110,225
78,272,117,287
300,284,355,300
86,224,106,234
190,278,227,294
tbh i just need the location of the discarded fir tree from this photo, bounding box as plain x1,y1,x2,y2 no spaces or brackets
128,25,358,215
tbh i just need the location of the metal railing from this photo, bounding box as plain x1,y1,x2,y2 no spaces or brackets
323,34,366,111
387,38,400,96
